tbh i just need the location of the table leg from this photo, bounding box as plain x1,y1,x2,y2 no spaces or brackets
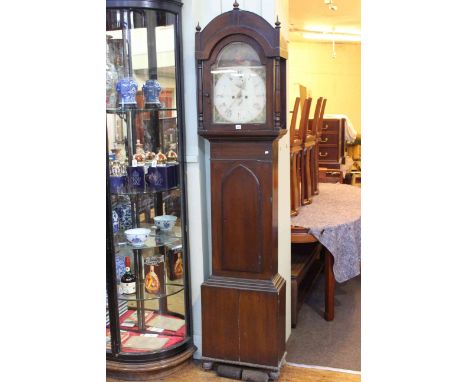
324,248,335,321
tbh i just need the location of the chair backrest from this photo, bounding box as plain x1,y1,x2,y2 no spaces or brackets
317,98,327,135
299,97,312,142
309,97,323,136
289,97,301,147
299,85,307,111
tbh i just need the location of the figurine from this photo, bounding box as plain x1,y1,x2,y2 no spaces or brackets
135,139,145,155
166,148,178,162
142,79,162,108
116,77,138,107
145,151,156,162
156,150,167,164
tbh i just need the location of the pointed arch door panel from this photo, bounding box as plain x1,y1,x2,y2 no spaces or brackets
211,156,273,280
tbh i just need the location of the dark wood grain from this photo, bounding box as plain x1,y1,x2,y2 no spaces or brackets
239,290,277,365
221,164,262,273
202,285,239,360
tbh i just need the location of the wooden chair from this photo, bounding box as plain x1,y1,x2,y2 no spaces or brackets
289,97,301,216
290,99,336,326
297,97,312,205
313,98,327,195
302,97,323,204
291,226,336,324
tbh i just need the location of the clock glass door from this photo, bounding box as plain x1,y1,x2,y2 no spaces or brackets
211,42,266,124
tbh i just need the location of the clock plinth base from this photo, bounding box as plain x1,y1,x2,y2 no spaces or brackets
201,274,286,369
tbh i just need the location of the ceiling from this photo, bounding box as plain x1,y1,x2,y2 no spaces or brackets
289,0,361,42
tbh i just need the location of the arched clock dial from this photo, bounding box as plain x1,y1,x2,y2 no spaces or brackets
212,67,266,124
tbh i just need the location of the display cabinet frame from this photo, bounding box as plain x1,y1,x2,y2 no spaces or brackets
106,0,195,376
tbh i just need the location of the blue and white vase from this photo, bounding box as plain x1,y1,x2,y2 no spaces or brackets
116,77,138,107
115,256,126,281
142,79,162,107
115,201,133,230
112,210,119,233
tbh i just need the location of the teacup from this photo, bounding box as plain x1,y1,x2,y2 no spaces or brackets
124,228,151,247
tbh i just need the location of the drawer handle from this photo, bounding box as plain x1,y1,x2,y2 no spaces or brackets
319,152,328,157
322,124,329,130
320,137,328,143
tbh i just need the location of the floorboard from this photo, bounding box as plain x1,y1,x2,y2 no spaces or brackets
107,361,360,382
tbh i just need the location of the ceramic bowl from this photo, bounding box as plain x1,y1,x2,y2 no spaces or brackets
154,215,177,231
124,228,151,246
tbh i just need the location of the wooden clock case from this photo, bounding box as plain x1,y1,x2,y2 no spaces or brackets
196,4,288,371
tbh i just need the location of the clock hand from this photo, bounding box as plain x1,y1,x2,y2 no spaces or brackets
227,89,242,109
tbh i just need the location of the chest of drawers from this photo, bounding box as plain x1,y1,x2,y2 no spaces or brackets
317,118,346,169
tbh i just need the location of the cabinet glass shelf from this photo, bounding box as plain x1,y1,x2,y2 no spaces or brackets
107,107,177,114
118,283,184,301
115,220,181,248
110,185,179,197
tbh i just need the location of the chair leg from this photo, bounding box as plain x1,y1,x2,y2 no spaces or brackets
324,248,335,321
314,146,320,195
302,149,310,205
305,148,313,204
291,279,298,328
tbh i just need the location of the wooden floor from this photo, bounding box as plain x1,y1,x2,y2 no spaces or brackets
107,361,360,382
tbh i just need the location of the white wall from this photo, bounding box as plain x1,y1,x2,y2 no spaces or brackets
288,41,361,133
182,0,291,358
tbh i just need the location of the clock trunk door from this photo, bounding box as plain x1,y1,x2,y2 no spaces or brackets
210,148,274,280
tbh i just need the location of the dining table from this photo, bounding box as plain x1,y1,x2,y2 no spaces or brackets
291,182,361,320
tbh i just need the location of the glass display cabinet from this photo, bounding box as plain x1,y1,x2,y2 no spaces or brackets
106,1,194,378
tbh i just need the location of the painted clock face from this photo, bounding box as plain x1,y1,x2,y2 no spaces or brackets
211,42,266,124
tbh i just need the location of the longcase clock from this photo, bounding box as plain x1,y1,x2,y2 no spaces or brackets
196,2,288,373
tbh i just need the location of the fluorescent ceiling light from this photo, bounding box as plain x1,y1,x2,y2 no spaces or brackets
304,25,361,35
302,32,361,42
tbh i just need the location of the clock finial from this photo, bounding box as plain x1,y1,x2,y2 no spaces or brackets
275,16,281,28
196,22,201,32
233,1,239,10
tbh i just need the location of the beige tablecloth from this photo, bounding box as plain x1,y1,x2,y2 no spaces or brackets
291,183,361,283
